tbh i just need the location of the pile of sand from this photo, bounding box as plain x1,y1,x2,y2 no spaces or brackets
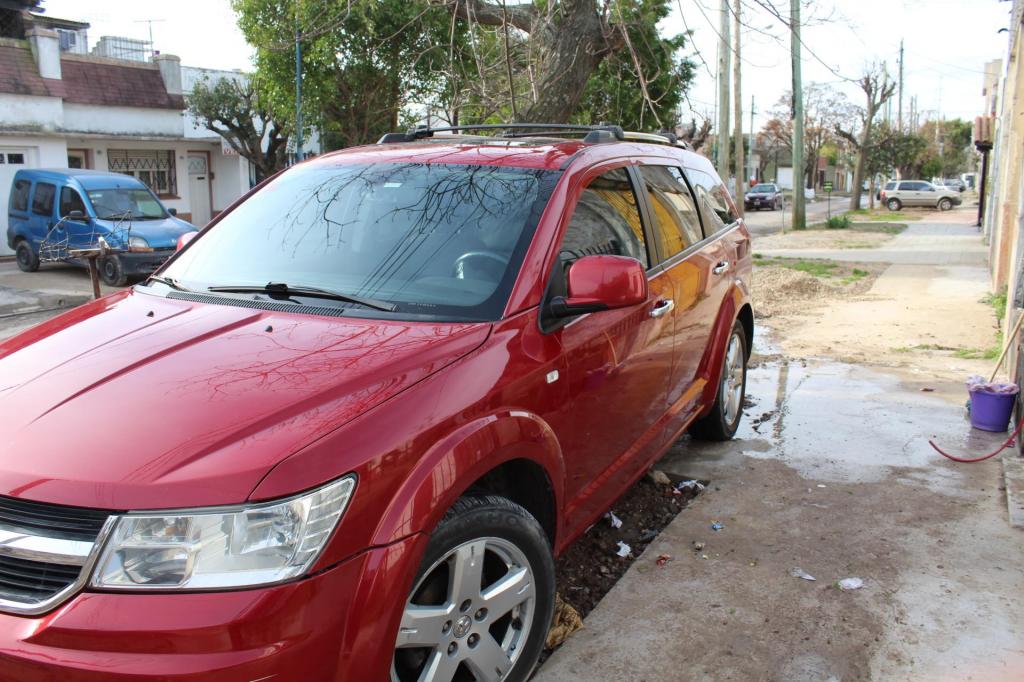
753,267,838,319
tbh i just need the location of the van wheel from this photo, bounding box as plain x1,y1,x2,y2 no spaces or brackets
15,241,39,273
392,496,555,682
886,198,902,211
691,320,748,441
99,255,128,287
938,198,953,211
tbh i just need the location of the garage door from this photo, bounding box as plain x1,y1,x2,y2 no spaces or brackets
0,147,36,256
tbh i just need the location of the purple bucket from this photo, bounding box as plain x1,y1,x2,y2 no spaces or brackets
969,386,1020,431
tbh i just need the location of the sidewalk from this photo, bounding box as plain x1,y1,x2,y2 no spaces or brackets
536,210,1024,681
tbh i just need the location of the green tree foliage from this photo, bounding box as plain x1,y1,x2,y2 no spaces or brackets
188,77,289,179
865,123,927,178
916,118,973,178
573,0,695,131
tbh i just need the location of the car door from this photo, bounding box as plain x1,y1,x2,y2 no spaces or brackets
29,181,57,254
552,164,675,525
58,184,95,251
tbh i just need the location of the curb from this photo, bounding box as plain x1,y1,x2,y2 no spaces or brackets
0,290,91,318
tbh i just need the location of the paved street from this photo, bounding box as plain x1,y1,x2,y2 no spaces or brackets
537,211,1024,681
743,193,864,236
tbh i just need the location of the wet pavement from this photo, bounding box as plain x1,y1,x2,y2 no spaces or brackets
536,342,1024,681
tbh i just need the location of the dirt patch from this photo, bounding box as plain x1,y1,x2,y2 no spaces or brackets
753,225,904,251
752,261,883,319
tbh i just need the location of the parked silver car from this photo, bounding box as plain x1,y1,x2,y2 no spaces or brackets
880,180,962,211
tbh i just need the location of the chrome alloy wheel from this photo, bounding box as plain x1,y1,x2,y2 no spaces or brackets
721,331,745,425
393,537,536,682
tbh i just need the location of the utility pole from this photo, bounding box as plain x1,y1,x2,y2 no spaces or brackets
732,0,744,215
716,0,731,183
750,95,756,182
790,0,805,229
897,39,904,132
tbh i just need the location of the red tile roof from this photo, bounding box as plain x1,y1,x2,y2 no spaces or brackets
61,57,184,110
0,45,184,110
0,44,66,98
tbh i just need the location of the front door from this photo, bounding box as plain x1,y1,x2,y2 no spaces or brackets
67,149,89,169
187,153,211,226
553,165,675,529
58,185,95,251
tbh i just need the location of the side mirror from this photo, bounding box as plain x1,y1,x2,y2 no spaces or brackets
68,209,86,221
168,208,178,216
176,231,198,251
549,255,648,318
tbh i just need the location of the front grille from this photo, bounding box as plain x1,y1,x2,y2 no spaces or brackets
0,495,111,542
0,555,81,602
0,495,114,613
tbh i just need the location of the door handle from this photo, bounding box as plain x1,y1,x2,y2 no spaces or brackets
712,260,730,275
650,299,675,318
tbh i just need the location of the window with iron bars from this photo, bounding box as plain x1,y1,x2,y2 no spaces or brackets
107,149,177,197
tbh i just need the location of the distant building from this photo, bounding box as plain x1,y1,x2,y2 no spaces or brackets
0,10,287,256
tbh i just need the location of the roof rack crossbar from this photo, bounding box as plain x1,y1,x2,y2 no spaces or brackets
377,123,626,144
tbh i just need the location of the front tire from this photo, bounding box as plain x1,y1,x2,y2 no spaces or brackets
938,198,953,211
691,320,748,441
15,241,39,273
99,255,128,287
886,198,902,211
392,496,555,682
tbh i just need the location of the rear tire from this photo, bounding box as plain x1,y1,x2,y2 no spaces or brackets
15,241,39,273
392,495,555,682
99,255,128,287
886,198,902,211
938,198,953,211
691,320,748,441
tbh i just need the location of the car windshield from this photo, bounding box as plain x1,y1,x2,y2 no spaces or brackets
750,184,774,192
87,188,166,220
161,162,560,321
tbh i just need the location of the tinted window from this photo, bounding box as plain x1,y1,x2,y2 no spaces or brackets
59,186,87,217
884,182,897,190
163,163,560,321
559,168,648,270
10,179,30,212
901,181,926,191
639,165,703,259
31,182,56,217
687,169,738,233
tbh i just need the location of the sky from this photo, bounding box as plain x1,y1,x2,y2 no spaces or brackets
40,0,1011,133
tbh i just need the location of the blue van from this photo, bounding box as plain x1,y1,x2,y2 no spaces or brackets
6,169,196,286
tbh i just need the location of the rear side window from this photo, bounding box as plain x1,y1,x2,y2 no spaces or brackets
638,165,703,260
10,179,30,212
31,182,56,217
59,186,87,217
686,169,737,233
901,181,925,191
560,167,649,269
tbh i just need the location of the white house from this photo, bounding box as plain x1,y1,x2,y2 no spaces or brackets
0,16,257,256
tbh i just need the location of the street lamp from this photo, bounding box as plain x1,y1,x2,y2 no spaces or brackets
973,115,994,229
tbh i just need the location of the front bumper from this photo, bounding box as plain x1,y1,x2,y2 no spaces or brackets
118,249,175,276
0,535,421,680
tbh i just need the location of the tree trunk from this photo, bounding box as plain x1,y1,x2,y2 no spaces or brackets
849,104,874,210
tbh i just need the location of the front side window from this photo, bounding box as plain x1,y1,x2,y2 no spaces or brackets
162,163,560,321
59,187,87,217
31,182,55,217
10,179,29,212
885,182,897,190
639,165,703,260
87,188,166,220
687,169,738,233
559,167,648,270
108,149,177,196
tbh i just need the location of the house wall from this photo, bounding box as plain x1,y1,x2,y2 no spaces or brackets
63,103,183,137
210,151,251,213
0,135,69,255
0,93,63,130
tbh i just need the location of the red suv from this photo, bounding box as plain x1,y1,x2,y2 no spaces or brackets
0,124,752,681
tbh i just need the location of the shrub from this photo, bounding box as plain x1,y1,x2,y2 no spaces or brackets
825,214,850,229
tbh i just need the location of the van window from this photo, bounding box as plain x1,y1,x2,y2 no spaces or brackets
560,168,649,270
884,182,896,190
10,179,30,212
59,187,87,218
31,182,56,217
686,169,737,234
638,166,703,261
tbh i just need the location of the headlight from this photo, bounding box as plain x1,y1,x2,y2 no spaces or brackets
128,235,153,252
91,476,356,590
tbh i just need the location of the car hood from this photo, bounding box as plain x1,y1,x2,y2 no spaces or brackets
96,216,195,249
0,291,490,510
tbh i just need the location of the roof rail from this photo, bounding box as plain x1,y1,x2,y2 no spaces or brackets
621,130,691,150
377,123,626,144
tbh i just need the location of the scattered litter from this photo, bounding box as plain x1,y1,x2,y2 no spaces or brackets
604,511,623,529
648,469,672,486
677,479,706,492
656,554,673,567
545,594,584,649
920,387,935,392
837,577,864,591
615,541,632,557
711,522,724,531
816,484,827,488
692,541,705,551
790,567,817,581
639,528,658,542
701,554,709,560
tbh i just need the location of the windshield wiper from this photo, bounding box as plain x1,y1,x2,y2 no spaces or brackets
207,282,398,312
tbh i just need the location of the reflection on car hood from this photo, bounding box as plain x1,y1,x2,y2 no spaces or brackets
95,216,195,249
0,291,490,510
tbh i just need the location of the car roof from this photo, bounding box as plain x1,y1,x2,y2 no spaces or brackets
17,168,147,191
303,135,710,173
